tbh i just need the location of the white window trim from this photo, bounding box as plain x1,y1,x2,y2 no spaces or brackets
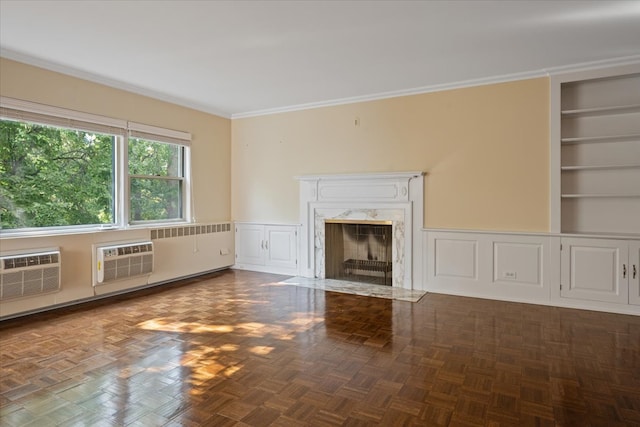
1,96,127,130
128,121,191,146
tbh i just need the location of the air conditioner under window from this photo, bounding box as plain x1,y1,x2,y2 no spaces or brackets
0,249,61,300
94,242,153,286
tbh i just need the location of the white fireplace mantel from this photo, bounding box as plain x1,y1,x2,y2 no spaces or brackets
296,171,425,290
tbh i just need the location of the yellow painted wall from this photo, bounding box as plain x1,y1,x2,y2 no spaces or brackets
0,58,232,317
0,58,231,222
232,78,550,232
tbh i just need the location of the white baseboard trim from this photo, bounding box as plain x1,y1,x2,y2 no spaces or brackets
232,264,298,277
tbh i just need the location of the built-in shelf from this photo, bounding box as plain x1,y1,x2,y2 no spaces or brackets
561,194,640,199
561,164,640,171
561,104,640,117
561,133,640,145
558,71,640,237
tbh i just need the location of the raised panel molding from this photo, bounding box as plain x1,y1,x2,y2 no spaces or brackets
265,226,297,269
434,239,477,279
493,242,542,286
560,238,628,305
318,183,400,201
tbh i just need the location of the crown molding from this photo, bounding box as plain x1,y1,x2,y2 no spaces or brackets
4,48,639,121
0,48,232,119
544,54,640,77
231,69,549,119
232,55,640,119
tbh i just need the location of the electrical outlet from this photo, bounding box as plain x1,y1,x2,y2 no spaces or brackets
503,271,517,280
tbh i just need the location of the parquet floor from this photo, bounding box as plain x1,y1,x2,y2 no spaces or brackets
1,270,639,426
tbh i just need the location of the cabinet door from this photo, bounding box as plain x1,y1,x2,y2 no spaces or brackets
265,225,297,270
235,224,265,265
630,241,640,306
561,238,628,304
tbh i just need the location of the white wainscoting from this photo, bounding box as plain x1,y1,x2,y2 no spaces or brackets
424,229,640,316
425,229,552,304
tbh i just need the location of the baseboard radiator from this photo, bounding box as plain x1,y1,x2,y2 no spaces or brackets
0,249,61,300
94,241,153,286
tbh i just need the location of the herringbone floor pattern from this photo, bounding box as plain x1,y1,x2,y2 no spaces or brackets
0,269,639,426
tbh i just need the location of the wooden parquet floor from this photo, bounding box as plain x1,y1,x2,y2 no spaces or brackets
1,270,639,427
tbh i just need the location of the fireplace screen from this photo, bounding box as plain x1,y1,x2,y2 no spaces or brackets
325,220,392,286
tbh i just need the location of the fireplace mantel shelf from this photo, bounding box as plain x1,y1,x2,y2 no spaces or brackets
295,171,424,182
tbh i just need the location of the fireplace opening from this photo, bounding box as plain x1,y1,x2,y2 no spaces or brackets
325,220,393,286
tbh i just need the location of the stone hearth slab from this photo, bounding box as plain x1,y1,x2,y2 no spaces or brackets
278,276,426,302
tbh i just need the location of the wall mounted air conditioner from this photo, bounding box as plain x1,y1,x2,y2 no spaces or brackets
0,248,61,300
94,241,153,286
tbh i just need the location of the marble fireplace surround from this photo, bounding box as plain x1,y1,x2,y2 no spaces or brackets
296,172,424,290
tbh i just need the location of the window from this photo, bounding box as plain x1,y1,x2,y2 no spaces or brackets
128,137,185,223
0,97,191,233
0,119,116,230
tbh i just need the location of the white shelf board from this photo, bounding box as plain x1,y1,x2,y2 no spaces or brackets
561,103,640,117
561,194,640,198
560,231,640,240
561,133,640,144
561,164,640,171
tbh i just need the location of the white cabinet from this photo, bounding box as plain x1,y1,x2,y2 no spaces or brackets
234,223,298,275
561,238,639,305
235,224,266,265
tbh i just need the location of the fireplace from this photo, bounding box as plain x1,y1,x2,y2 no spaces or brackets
296,171,424,290
325,220,393,286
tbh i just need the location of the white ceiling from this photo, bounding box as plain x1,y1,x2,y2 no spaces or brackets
1,1,640,118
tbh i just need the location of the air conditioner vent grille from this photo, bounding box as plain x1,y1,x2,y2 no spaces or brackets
0,249,61,300
3,253,59,270
94,242,154,285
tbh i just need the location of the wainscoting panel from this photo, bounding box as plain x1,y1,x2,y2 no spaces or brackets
426,230,550,304
493,242,542,286
433,238,477,279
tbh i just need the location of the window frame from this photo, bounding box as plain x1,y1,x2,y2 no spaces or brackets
126,138,190,226
0,97,192,236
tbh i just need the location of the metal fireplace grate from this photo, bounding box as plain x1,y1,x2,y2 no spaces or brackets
343,259,392,273
343,259,393,286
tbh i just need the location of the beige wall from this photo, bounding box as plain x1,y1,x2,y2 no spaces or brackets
0,58,232,317
232,78,550,232
0,58,231,223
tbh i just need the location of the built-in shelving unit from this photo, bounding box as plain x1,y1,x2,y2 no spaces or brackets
559,72,640,235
